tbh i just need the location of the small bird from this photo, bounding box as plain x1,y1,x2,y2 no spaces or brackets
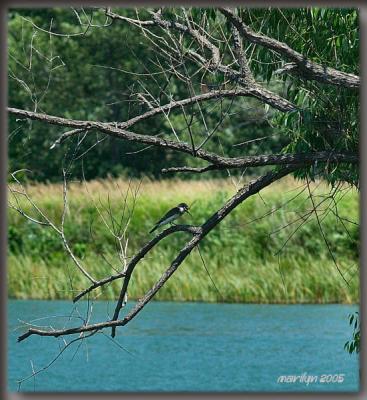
149,203,190,233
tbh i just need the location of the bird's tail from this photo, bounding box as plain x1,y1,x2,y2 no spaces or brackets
149,224,158,234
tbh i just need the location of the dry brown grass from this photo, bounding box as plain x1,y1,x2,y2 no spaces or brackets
11,175,332,205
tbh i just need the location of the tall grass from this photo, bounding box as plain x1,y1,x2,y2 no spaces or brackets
8,177,359,303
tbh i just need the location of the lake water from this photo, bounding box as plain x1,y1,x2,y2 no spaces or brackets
8,300,359,392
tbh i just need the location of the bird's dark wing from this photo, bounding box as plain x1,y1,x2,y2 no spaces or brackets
153,206,180,225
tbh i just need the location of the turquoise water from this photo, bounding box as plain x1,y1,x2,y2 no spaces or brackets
8,300,359,392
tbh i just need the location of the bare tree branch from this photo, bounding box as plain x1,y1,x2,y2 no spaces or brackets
16,165,299,342
151,10,221,69
103,8,298,112
121,89,257,128
8,108,357,174
73,224,201,303
9,170,97,283
162,151,358,173
219,8,359,89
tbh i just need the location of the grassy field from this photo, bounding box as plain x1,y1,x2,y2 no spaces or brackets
8,176,359,303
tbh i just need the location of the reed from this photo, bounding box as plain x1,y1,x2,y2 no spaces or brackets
8,177,359,303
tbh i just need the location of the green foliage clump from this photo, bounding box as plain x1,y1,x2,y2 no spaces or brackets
344,311,360,354
240,8,359,187
7,178,359,303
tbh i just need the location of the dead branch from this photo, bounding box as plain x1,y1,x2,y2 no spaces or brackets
8,170,97,283
104,8,298,113
162,151,358,173
7,108,358,173
16,165,298,342
73,224,201,303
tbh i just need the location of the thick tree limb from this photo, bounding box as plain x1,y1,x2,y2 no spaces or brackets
230,22,253,80
162,151,358,173
121,89,265,128
46,87,295,146
219,8,359,89
8,108,357,174
163,165,218,174
18,165,298,342
247,84,296,112
6,107,287,167
7,107,235,164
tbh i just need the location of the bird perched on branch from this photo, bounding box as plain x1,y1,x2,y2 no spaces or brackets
149,203,191,233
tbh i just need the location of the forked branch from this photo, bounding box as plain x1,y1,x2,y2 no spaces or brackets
18,165,298,342
73,224,201,302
